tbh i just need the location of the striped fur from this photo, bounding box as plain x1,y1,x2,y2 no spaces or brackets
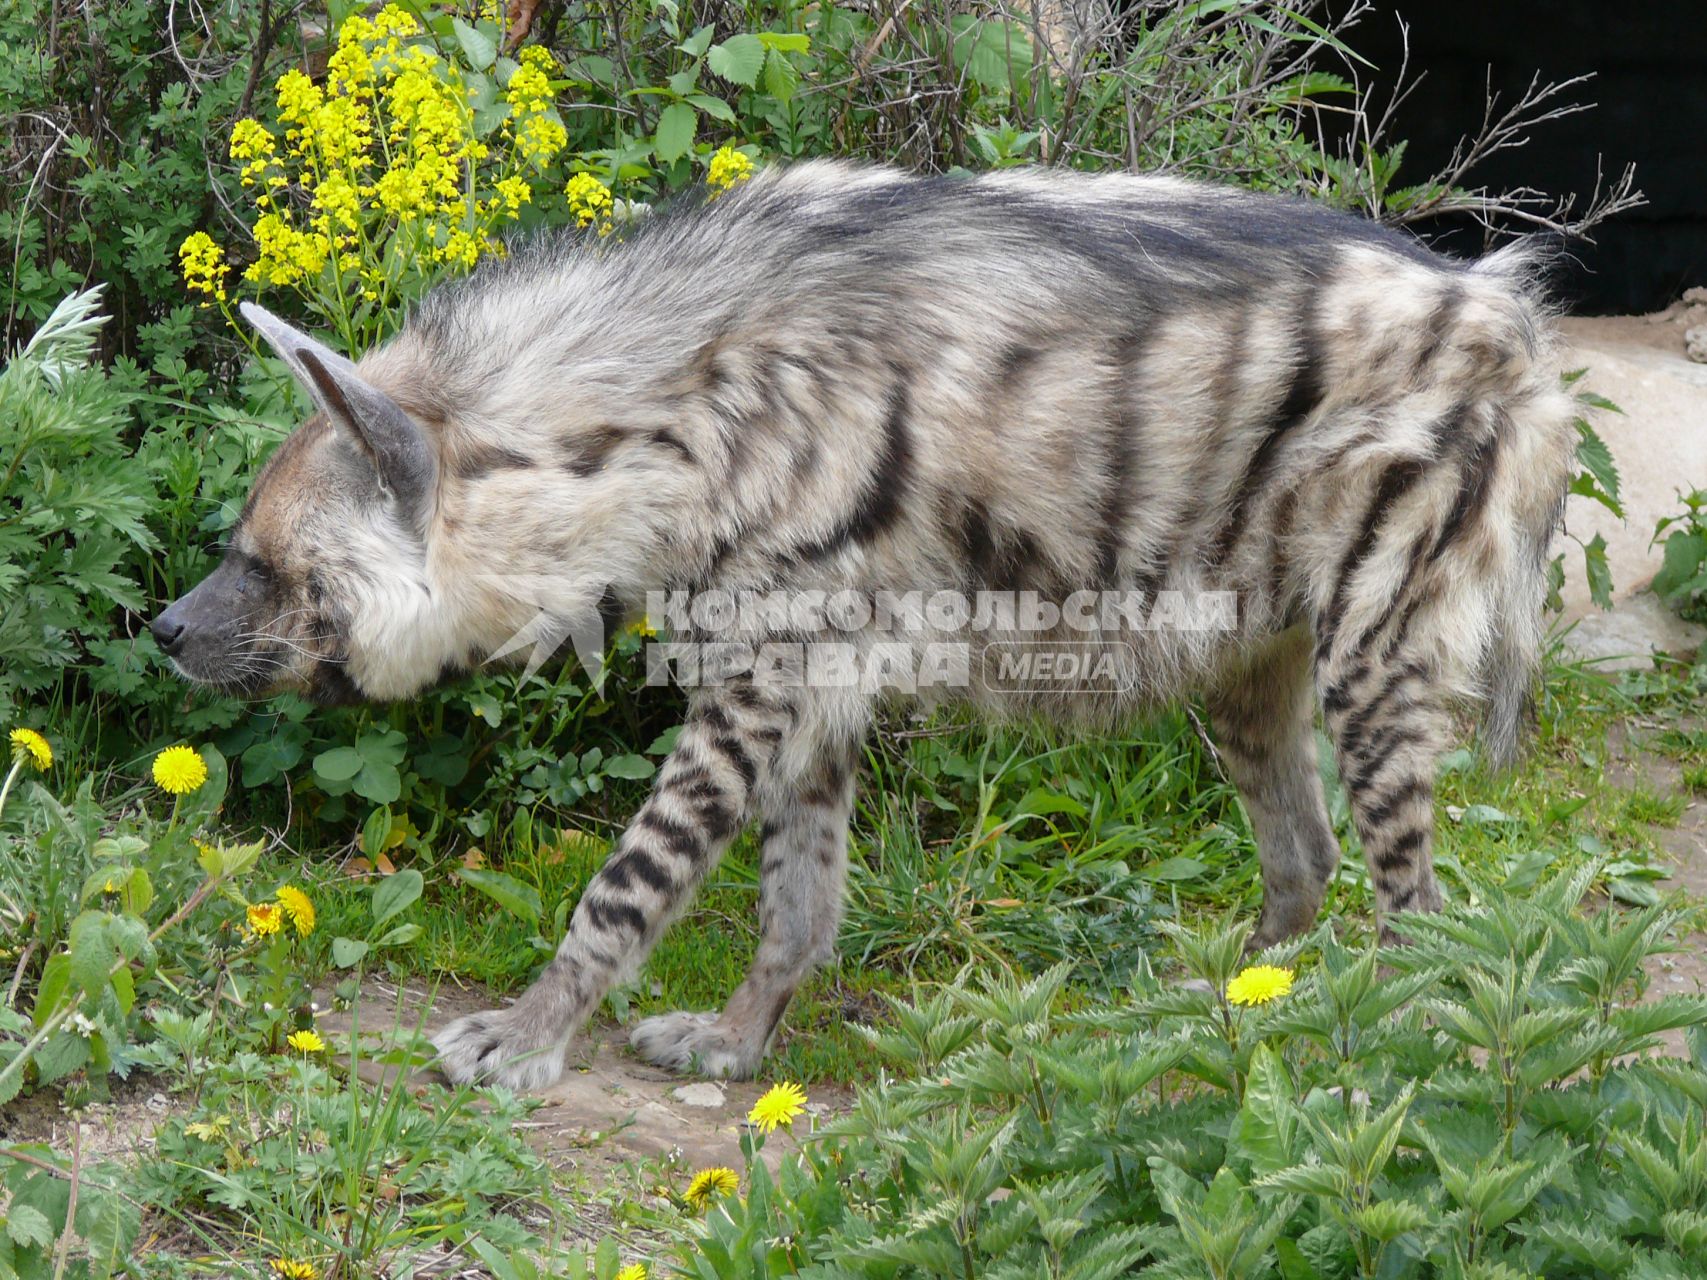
153,161,1576,1088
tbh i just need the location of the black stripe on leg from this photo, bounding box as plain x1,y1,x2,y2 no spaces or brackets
706,734,758,790
601,847,673,895
636,811,703,862
583,897,648,936
1362,778,1431,830
1369,827,1428,874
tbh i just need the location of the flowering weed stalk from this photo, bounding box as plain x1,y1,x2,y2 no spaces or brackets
181,6,572,353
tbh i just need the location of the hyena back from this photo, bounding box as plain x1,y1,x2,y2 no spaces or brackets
152,162,1575,1087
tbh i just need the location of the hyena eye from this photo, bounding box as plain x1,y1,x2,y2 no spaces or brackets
236,561,272,595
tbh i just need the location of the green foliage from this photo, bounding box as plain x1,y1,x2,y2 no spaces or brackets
1555,369,1626,612
0,288,156,719
134,1054,556,1277
671,866,1707,1277
1650,489,1707,624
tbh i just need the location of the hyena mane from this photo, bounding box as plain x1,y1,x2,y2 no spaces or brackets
153,160,1576,1087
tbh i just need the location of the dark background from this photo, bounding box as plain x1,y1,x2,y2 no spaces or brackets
1328,0,1706,314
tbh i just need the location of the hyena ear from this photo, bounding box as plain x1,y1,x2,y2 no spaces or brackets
239,301,437,534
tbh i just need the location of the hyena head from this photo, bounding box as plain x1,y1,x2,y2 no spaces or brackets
151,303,458,706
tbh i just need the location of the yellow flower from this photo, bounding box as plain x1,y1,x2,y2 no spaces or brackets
269,1260,319,1280
614,1266,646,1280
246,902,283,938
276,885,316,936
1226,964,1295,1007
178,232,228,302
565,172,614,232
707,145,755,197
748,1081,807,1133
493,175,530,216
183,1116,230,1142
685,1166,740,1209
286,1029,326,1054
152,745,208,794
9,728,52,771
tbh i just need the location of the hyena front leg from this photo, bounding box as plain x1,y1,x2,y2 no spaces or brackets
432,680,795,1090
1207,626,1342,948
630,732,859,1078
1318,652,1448,940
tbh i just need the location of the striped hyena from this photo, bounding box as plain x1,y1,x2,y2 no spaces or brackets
152,162,1576,1088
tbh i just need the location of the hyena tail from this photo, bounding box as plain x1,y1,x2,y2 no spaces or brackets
1468,241,1575,769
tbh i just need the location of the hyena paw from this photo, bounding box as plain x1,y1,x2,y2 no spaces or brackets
431,1007,566,1092
629,1011,763,1079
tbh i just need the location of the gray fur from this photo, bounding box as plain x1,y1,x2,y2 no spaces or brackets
154,161,1576,1088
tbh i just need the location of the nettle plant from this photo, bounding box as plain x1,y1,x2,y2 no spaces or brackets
674,863,1707,1279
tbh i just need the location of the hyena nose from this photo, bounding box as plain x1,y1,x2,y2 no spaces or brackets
150,607,187,656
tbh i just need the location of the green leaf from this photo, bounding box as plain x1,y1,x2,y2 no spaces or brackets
1234,1043,1298,1176
762,47,800,102
654,102,697,163
4,1205,52,1250
352,760,402,805
679,24,715,58
707,34,765,87
69,911,112,999
457,867,543,925
374,922,423,948
313,746,365,783
361,805,396,859
603,753,656,780
453,17,498,71
1583,532,1614,610
332,936,370,968
372,868,423,927
1573,417,1624,517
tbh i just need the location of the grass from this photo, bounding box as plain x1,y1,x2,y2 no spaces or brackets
11,645,1700,1277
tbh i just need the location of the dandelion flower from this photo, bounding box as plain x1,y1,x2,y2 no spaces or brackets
748,1081,807,1133
286,1029,326,1054
615,1266,646,1280
685,1165,739,1209
9,728,52,771
152,745,208,794
247,902,283,938
269,1260,319,1280
276,885,316,936
1226,964,1295,1007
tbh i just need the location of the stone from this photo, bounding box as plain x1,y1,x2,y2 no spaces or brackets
1687,325,1707,363
1564,590,1705,670
671,1081,726,1108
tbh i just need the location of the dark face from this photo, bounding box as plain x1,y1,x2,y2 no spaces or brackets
151,301,444,706
150,419,365,705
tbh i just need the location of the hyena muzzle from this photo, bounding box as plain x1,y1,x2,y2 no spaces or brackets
151,161,1575,1089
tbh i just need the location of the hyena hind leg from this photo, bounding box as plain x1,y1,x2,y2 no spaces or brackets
630,736,858,1079
1207,626,1343,950
1318,653,1450,942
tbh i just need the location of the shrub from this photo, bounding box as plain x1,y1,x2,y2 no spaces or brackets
1651,489,1707,625
678,864,1707,1277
